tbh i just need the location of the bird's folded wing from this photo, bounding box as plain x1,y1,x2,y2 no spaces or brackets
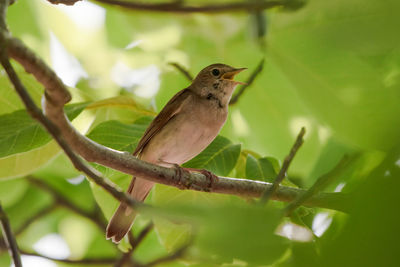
133,88,192,156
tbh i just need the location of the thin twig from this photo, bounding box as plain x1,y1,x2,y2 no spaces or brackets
143,241,190,267
131,222,154,251
284,156,352,216
114,251,133,267
53,0,284,13
169,62,193,81
28,177,108,230
260,127,306,204
0,203,22,267
230,58,265,105
48,0,80,5
14,204,57,236
20,249,116,265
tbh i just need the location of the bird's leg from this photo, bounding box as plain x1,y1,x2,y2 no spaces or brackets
159,160,218,190
172,163,192,190
159,160,192,189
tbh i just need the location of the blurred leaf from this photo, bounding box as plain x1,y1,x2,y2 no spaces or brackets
268,0,400,151
0,103,87,158
7,0,43,38
319,145,400,267
0,178,28,208
184,136,241,176
153,203,289,265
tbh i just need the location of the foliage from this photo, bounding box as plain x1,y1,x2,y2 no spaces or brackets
0,0,399,266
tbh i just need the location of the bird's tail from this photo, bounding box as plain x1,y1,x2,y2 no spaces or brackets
106,177,154,243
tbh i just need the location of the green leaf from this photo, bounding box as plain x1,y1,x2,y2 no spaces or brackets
245,154,277,182
0,103,88,158
86,120,147,152
268,0,400,151
184,136,241,176
0,141,61,179
0,178,29,207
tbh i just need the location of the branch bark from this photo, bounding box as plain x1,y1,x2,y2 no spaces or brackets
0,204,22,267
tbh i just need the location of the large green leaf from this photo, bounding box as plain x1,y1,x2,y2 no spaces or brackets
183,136,241,176
0,103,88,158
86,119,147,152
0,141,61,179
268,0,400,151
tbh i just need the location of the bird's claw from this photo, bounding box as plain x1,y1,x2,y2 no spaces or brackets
199,169,219,189
173,164,191,190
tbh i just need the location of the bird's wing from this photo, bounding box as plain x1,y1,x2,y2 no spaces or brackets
133,88,192,156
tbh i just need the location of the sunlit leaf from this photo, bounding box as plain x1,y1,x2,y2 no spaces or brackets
0,103,87,158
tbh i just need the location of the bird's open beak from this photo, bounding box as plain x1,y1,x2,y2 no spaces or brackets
222,68,247,85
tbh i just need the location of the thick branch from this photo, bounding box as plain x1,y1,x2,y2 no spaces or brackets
2,33,348,212
0,204,22,267
50,0,284,13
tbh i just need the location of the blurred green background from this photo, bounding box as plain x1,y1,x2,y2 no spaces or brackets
0,0,399,266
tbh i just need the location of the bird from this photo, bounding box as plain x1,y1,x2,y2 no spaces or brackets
106,63,246,243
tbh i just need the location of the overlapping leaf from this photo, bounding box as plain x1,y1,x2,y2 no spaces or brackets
0,103,88,158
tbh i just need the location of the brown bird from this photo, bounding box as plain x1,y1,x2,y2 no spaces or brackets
106,63,246,243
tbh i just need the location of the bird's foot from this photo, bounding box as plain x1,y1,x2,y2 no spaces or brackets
173,164,191,190
198,169,219,189
183,168,218,190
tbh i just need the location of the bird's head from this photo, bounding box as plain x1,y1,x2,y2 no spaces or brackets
190,64,246,105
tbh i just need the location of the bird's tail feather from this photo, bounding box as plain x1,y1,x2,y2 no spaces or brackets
106,177,154,243
106,203,136,243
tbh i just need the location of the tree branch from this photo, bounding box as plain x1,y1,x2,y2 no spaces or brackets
284,155,352,216
49,0,284,13
229,58,264,105
28,177,107,230
142,241,190,267
169,62,193,81
0,203,22,267
1,27,348,212
20,249,116,265
14,204,56,236
131,222,154,251
0,37,141,211
260,127,305,204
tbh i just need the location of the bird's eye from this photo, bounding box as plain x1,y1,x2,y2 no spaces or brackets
211,69,220,76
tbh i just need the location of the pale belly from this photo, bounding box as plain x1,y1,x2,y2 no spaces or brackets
140,102,226,166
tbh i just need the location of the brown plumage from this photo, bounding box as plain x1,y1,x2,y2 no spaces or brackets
106,63,246,243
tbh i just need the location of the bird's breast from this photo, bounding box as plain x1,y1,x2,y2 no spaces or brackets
141,97,227,166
